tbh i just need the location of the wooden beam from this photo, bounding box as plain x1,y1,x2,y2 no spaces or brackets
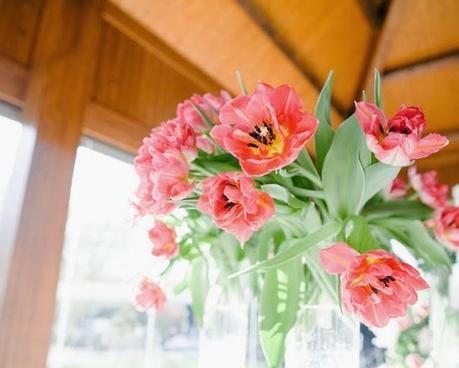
240,0,375,111
102,2,222,95
0,0,45,65
107,0,321,112
414,132,459,185
92,20,213,127
362,0,405,96
0,1,103,367
0,54,28,107
382,55,459,133
383,0,459,71
83,101,148,154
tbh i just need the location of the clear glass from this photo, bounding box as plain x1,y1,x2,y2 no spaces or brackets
47,144,199,368
198,287,249,368
0,115,22,215
285,305,360,368
429,265,459,367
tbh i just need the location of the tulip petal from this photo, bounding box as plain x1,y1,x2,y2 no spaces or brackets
411,133,449,159
354,101,387,136
319,243,359,274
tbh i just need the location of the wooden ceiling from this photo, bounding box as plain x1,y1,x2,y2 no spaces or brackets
0,0,458,183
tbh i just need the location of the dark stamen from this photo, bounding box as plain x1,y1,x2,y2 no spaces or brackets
224,202,236,210
379,275,395,287
247,143,258,148
370,286,379,294
249,122,276,146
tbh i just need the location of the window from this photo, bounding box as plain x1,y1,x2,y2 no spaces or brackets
0,113,22,217
47,142,199,368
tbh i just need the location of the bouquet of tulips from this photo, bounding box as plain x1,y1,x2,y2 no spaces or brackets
131,70,456,367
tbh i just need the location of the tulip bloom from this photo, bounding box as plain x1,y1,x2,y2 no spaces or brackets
144,119,197,161
198,172,275,244
405,353,424,368
320,243,429,327
383,177,408,199
149,221,178,258
433,206,459,250
134,136,194,216
135,277,166,312
177,91,231,153
355,102,448,166
177,91,231,132
408,167,449,208
211,83,318,176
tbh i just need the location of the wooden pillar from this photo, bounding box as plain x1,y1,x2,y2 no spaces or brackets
0,0,103,366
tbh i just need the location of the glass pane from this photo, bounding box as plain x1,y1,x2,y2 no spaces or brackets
0,115,22,216
47,144,198,368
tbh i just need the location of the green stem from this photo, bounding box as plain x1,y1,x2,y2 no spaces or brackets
289,187,325,200
190,163,214,177
236,70,248,95
290,163,323,188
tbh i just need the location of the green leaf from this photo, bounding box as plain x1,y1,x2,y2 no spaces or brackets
363,200,432,221
261,184,310,209
345,215,377,253
259,258,301,368
296,149,320,177
314,71,335,172
230,222,341,277
304,203,322,232
257,221,284,262
322,116,366,219
405,221,451,269
190,258,209,326
236,70,248,95
362,162,400,205
374,69,384,109
303,249,339,305
373,219,451,269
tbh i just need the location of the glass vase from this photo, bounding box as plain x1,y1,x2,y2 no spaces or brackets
198,286,249,368
429,264,459,367
284,304,360,368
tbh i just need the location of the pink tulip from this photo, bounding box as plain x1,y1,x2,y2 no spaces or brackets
134,144,194,216
408,167,449,208
320,243,429,328
433,206,459,250
145,119,197,161
397,314,412,331
198,172,275,244
405,353,424,368
177,91,231,132
135,277,166,312
177,91,231,154
149,221,178,258
355,102,448,166
134,117,198,216
383,177,408,199
211,83,318,176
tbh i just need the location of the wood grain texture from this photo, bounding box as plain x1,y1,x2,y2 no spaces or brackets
83,101,149,154
414,132,459,185
93,22,207,127
0,54,28,106
0,1,103,367
107,0,322,112
244,0,374,110
102,1,222,95
0,0,44,65
383,55,459,133
383,0,459,70
362,0,404,96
